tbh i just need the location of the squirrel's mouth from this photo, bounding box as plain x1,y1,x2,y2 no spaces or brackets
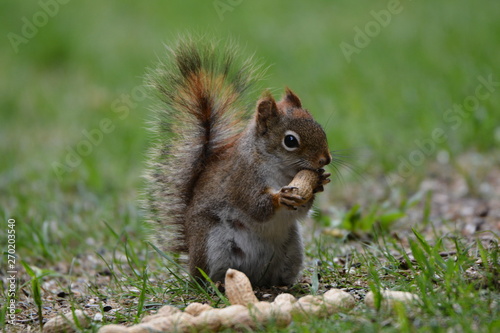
300,166,319,172
296,161,321,172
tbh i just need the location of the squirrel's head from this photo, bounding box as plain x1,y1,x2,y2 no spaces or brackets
254,88,331,175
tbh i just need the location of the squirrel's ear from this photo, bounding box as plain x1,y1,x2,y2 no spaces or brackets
256,92,279,134
283,87,302,108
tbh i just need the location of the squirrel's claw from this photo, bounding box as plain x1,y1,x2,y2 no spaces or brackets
321,173,331,185
313,170,331,193
313,185,324,194
278,187,306,210
281,186,298,192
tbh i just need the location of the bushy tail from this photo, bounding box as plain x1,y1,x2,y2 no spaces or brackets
144,36,263,252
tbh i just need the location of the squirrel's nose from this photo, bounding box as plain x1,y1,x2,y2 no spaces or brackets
318,154,332,167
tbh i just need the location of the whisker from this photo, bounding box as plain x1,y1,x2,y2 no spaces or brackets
324,110,336,129
332,158,366,182
329,162,346,185
324,145,368,184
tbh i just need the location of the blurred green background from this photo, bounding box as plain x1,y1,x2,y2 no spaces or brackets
1,0,499,260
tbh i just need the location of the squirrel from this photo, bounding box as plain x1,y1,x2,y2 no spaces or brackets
145,37,332,287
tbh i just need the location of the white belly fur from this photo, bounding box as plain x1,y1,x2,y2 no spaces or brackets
205,206,308,285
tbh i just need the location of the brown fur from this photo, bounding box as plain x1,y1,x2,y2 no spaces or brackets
145,37,262,253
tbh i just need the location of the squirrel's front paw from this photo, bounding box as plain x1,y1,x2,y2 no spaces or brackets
278,186,307,210
313,169,331,193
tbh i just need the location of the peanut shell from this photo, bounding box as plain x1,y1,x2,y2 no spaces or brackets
274,293,297,304
97,324,129,333
157,304,182,316
140,312,194,332
191,308,223,331
225,268,258,306
288,169,319,202
217,305,249,328
365,290,420,310
43,310,89,333
141,305,181,324
184,302,212,316
323,288,356,312
291,301,326,318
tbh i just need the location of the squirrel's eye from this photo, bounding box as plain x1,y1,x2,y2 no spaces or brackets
283,131,300,151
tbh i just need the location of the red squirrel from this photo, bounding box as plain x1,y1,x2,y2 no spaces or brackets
145,37,331,286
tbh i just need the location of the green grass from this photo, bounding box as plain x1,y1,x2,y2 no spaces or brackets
1,0,499,332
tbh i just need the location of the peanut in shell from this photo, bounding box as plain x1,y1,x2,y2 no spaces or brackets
225,268,259,306
42,310,89,333
287,169,319,202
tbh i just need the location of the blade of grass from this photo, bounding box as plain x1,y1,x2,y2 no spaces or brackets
124,238,141,279
149,242,217,302
135,267,149,323
197,269,230,306
21,261,43,331
412,228,432,255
